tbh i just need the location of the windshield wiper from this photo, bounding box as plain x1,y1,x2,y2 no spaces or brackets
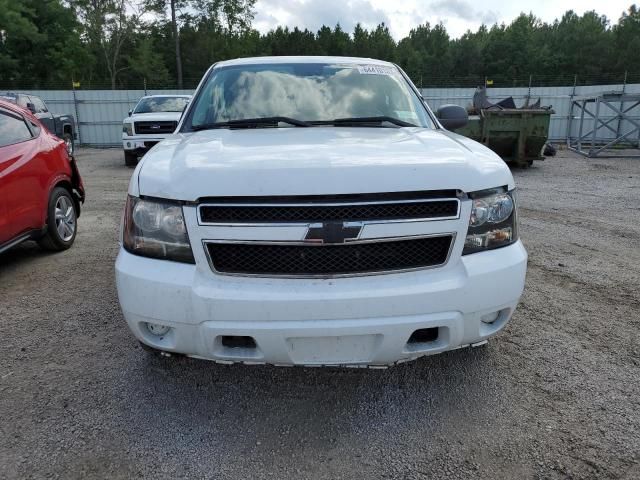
311,116,417,128
191,116,310,131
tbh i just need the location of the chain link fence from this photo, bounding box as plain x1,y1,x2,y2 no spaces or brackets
2,72,639,91
6,78,640,147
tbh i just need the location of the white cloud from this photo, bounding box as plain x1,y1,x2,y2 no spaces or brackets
253,0,633,39
429,0,499,25
254,0,391,35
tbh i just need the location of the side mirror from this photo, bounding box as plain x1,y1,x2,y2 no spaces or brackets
26,103,36,114
128,109,132,116
436,104,468,131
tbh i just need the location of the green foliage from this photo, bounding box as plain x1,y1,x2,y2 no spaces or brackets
0,1,639,89
128,37,170,86
0,0,89,87
613,5,640,73
0,0,41,84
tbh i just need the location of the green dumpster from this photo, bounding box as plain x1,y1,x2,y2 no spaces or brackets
457,108,553,167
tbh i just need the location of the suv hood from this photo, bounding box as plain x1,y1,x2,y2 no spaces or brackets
135,128,514,200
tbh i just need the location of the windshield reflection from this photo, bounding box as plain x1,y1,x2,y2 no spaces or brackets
135,97,190,113
189,63,431,128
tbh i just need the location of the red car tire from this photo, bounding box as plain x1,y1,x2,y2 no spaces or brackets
38,187,77,251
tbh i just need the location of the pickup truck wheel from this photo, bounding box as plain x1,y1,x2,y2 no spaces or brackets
38,187,77,251
124,151,138,167
63,133,74,157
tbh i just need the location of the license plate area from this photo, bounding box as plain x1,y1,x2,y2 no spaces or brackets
286,334,382,365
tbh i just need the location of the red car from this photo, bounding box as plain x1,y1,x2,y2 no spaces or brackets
0,99,85,254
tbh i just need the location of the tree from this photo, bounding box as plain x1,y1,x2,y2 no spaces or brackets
186,0,256,33
0,0,44,85
73,0,139,89
449,26,488,83
144,0,187,88
352,23,395,60
144,0,256,88
0,0,89,87
368,24,396,61
612,5,640,73
2,2,639,89
128,36,170,86
548,10,615,80
316,24,351,56
396,23,452,86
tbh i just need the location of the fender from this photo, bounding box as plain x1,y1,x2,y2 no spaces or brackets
45,172,73,204
43,143,84,221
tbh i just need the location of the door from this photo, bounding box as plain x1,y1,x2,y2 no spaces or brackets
29,96,55,133
0,108,41,245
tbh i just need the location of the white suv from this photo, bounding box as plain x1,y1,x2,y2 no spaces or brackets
122,94,191,166
116,57,527,367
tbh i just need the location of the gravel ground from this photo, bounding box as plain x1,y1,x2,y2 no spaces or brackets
1,148,639,479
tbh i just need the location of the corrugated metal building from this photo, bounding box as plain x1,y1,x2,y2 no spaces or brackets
16,84,640,147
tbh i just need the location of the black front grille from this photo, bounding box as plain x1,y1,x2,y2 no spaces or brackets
134,121,177,135
207,236,453,276
200,200,458,223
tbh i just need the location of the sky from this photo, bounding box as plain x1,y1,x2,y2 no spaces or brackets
253,0,635,39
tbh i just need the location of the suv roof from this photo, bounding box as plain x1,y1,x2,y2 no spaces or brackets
215,56,395,68
139,94,192,99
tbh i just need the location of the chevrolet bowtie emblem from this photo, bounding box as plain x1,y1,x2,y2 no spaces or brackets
304,221,363,244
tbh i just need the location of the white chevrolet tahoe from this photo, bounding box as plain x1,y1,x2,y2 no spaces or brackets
122,94,191,166
116,56,527,367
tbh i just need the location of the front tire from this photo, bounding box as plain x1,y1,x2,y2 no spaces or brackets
38,187,77,251
124,151,138,167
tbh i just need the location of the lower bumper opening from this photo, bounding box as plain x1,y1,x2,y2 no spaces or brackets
404,326,449,354
407,327,439,344
221,335,257,349
214,335,263,360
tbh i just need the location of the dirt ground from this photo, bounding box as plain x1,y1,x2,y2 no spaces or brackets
0,148,639,479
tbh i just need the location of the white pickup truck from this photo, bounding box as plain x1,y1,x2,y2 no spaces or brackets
116,56,527,367
122,94,191,166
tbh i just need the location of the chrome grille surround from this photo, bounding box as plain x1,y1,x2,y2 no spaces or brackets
197,193,461,278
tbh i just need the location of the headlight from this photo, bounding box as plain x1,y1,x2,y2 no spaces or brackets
123,122,133,136
463,188,518,255
122,196,195,263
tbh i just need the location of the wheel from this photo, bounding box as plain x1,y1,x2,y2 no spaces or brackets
62,132,74,157
124,151,138,167
38,187,77,251
544,143,557,157
510,160,529,169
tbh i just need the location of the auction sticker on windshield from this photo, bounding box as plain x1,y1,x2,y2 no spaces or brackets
357,65,396,75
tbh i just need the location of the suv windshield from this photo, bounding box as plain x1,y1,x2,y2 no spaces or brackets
135,96,189,114
186,62,433,129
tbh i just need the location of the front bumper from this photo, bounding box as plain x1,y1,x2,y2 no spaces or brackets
122,136,167,152
115,241,527,366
